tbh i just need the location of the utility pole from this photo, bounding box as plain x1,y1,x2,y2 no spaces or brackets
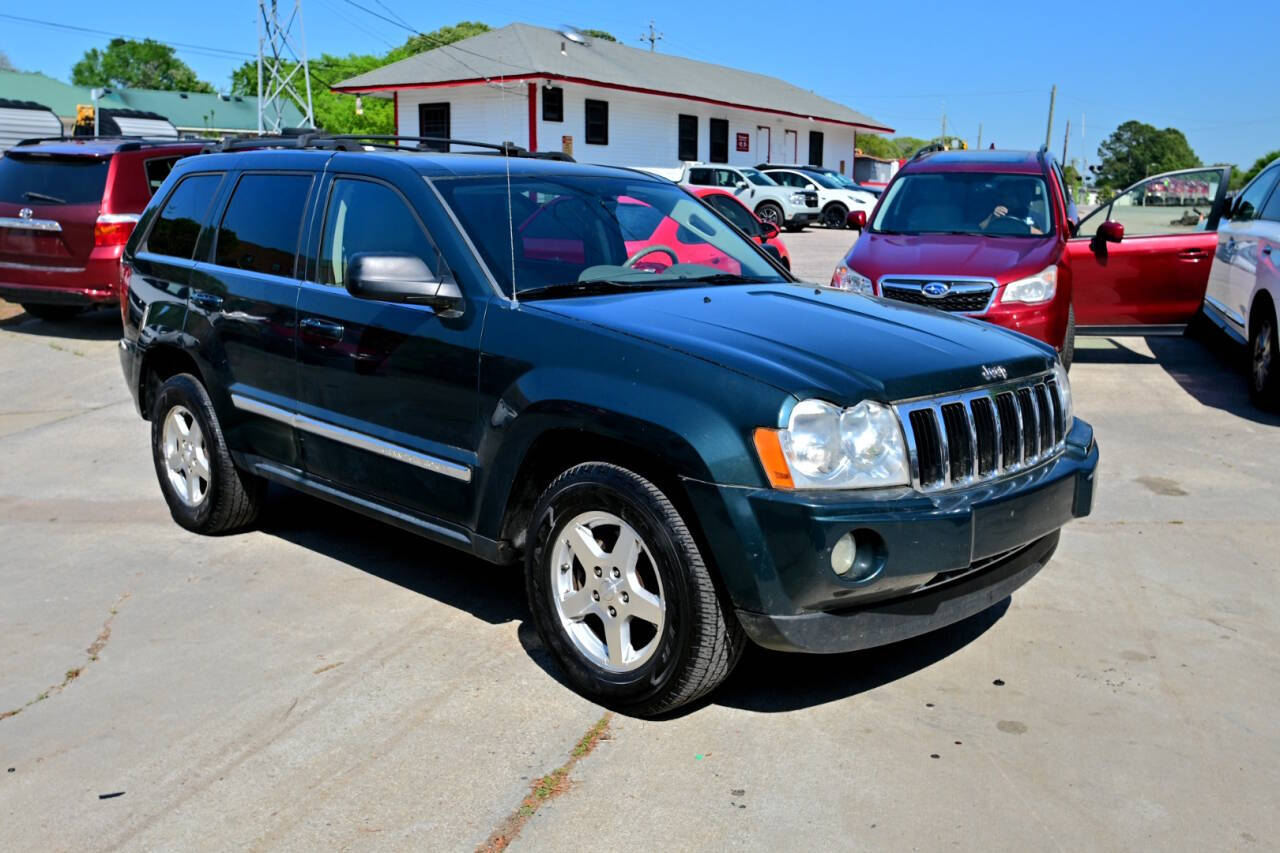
258,0,316,133
941,105,947,147
976,122,983,150
1044,84,1056,150
638,19,664,52
1081,112,1086,174
1062,118,1070,164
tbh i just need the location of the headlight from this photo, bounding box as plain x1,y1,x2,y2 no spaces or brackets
789,192,807,205
1053,360,1073,433
830,265,873,294
754,399,910,489
1002,264,1057,304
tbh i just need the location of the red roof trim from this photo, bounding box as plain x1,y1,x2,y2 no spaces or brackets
330,74,894,134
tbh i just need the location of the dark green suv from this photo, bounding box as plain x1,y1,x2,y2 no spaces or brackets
118,138,1098,715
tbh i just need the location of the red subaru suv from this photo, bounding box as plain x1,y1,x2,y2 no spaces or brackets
0,137,206,321
832,148,1232,366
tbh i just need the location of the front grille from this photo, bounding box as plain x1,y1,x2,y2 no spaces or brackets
880,278,995,313
803,191,818,208
895,372,1068,491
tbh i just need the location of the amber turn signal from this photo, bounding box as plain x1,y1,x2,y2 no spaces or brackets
752,428,794,489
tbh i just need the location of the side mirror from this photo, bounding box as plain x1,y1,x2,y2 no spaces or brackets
758,220,780,240
1097,220,1124,244
347,253,463,317
847,210,868,230
735,181,748,190
1221,191,1236,220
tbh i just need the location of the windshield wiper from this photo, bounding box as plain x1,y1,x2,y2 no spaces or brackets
22,190,66,204
517,279,696,301
667,273,775,285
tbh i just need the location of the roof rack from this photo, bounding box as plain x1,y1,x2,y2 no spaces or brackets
14,134,207,150
910,142,947,160
204,133,575,161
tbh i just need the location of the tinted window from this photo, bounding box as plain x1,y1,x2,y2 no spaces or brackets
145,173,221,259
1260,173,1280,222
687,168,713,186
809,131,824,167
1236,167,1279,221
215,173,312,276
585,100,608,145
703,193,758,234
0,153,109,204
677,114,697,162
542,87,563,122
418,103,450,152
319,178,438,286
713,169,740,188
741,167,777,187
709,118,729,164
144,157,180,195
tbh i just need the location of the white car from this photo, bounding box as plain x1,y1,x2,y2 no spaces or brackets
679,164,819,231
762,167,877,229
1203,157,1280,409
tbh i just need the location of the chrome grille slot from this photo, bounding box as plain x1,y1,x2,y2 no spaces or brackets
895,371,1068,492
879,278,995,314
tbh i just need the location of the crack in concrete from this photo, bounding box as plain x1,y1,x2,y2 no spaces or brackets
0,591,131,722
477,713,613,853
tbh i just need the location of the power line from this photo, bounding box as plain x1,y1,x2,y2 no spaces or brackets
0,12,254,59
334,0,529,74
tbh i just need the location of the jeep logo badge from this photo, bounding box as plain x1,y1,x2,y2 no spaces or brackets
922,281,950,298
981,365,1009,381
18,207,33,220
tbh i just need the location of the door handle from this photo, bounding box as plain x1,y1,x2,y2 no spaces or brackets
190,291,223,311
1177,249,1208,261
299,317,345,342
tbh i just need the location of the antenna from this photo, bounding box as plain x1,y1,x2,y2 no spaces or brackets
638,19,664,52
257,0,316,133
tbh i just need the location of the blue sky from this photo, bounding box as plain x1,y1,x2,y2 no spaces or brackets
2,0,1276,169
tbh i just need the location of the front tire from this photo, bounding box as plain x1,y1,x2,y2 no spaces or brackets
822,202,848,229
1249,306,1279,411
755,202,783,229
526,462,743,716
150,373,264,534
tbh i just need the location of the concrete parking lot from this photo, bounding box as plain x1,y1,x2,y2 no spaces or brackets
2,231,1278,851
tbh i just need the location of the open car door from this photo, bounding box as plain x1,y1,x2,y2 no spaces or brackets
1065,166,1232,333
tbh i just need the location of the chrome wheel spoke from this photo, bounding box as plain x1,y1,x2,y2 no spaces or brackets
603,616,628,667
190,448,211,481
626,587,664,627
567,523,607,568
160,405,209,508
559,586,596,620
185,468,201,503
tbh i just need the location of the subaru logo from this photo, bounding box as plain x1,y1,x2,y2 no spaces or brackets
981,365,1009,382
922,281,950,298
18,207,33,220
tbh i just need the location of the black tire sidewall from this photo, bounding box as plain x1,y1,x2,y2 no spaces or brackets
824,203,847,229
1249,309,1279,409
526,469,698,709
755,202,782,226
150,375,221,530
1061,303,1076,370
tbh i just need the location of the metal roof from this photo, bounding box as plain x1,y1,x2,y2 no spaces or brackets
332,23,891,133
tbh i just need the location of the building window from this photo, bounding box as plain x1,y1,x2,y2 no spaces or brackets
809,131,824,167
709,118,729,163
584,99,608,145
677,114,698,162
418,103,450,151
542,87,563,122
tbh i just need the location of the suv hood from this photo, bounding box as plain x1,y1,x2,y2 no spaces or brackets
848,232,1059,283
528,284,1054,403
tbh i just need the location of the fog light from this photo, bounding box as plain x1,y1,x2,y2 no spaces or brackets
831,533,857,576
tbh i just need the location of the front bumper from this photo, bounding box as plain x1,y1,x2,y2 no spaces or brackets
784,211,819,227
683,418,1098,653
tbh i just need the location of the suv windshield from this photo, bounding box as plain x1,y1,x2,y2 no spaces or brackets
741,168,777,187
434,175,789,297
871,171,1054,237
0,153,110,205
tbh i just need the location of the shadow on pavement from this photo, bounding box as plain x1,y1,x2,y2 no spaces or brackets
0,306,122,342
1074,331,1280,427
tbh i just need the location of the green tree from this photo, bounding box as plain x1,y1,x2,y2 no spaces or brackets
1093,120,1200,190
578,29,617,42
386,21,491,62
0,50,16,72
71,38,214,92
1230,150,1280,189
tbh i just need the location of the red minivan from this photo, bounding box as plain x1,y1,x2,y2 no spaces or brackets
0,137,207,320
832,148,1232,366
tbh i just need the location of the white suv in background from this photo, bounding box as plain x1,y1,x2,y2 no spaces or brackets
1203,157,1280,409
762,166,877,229
680,164,818,231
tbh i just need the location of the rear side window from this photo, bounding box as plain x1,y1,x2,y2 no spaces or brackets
145,173,221,259
0,153,110,204
215,173,312,276
1236,167,1279,221
144,157,181,195
318,178,438,286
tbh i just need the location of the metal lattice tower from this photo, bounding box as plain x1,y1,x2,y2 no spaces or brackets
257,0,315,133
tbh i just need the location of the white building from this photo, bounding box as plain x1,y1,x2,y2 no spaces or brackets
332,24,891,177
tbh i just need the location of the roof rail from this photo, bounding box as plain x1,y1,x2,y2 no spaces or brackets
910,142,946,160
203,134,576,161
15,134,206,149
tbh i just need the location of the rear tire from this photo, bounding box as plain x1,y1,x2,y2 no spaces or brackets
150,373,264,534
525,462,744,716
755,202,783,229
1058,304,1076,370
21,303,80,322
1249,306,1280,411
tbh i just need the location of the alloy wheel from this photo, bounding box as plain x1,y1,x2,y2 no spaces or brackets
1254,321,1273,393
161,405,210,506
550,510,666,673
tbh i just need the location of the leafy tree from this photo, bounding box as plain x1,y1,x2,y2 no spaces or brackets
856,135,931,160
578,29,617,42
386,21,491,62
1230,150,1280,189
0,51,16,72
1093,120,1200,190
71,38,214,92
